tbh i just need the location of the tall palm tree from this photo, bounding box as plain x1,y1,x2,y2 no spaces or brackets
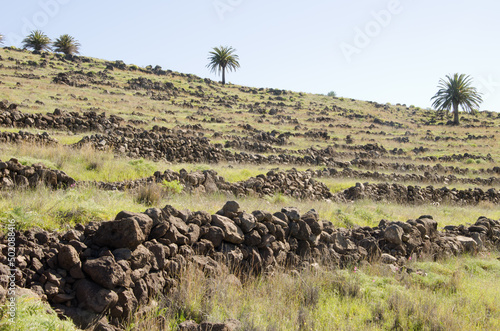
22,30,51,52
206,46,240,85
53,34,80,56
431,73,483,125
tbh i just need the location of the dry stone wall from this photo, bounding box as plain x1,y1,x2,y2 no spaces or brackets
0,158,75,190
1,201,499,329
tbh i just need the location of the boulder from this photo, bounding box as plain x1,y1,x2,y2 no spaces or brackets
237,212,257,233
83,256,130,289
384,225,404,245
74,279,118,314
222,200,240,217
416,216,437,239
211,215,244,244
93,218,146,249
115,211,153,238
380,253,397,264
201,226,224,248
332,232,357,254
58,244,80,271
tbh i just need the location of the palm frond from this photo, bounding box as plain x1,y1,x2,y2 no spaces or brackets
206,46,240,84
53,34,80,55
430,73,482,124
22,30,51,52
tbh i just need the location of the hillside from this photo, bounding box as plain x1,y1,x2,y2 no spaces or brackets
0,47,500,330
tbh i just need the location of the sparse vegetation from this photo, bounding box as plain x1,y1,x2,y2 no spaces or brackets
0,47,499,331
122,254,500,330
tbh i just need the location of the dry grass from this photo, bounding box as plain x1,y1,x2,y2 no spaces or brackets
121,253,500,330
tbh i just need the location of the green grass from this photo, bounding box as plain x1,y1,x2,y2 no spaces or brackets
1,184,498,233
0,144,162,182
0,184,145,232
123,253,500,330
0,295,79,331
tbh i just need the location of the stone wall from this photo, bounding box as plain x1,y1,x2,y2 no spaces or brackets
0,201,499,329
0,158,75,189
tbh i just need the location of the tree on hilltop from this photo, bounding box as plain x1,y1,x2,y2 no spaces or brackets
431,73,482,125
53,34,80,56
22,30,51,52
206,46,240,85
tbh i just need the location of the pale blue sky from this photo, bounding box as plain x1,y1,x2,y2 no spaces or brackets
1,0,499,111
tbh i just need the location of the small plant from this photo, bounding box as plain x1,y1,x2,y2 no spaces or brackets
327,91,337,97
161,179,184,194
86,160,101,171
271,192,287,204
135,183,162,206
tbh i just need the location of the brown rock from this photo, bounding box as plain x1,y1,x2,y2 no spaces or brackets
83,256,129,289
74,279,118,314
58,244,80,271
211,214,244,244
93,218,146,249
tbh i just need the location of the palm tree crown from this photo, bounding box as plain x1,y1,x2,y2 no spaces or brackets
53,34,80,56
431,73,482,125
206,46,240,85
22,30,51,52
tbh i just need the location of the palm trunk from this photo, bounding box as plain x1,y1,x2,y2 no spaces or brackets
453,102,459,125
222,67,226,85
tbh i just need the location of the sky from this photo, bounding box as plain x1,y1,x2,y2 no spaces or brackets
1,0,500,111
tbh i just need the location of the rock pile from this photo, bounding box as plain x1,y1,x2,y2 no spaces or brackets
0,106,124,133
336,182,500,205
418,153,493,163
0,130,57,145
93,168,499,205
0,158,75,189
311,167,500,187
94,169,333,201
75,131,350,166
52,70,116,88
1,201,499,329
351,159,499,176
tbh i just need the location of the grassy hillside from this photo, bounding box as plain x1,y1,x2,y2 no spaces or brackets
0,47,499,330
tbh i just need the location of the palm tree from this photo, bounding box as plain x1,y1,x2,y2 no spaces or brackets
22,30,51,52
53,34,80,56
206,46,240,85
431,73,483,125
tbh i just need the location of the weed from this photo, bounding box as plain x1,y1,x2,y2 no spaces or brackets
135,183,162,206
161,179,184,194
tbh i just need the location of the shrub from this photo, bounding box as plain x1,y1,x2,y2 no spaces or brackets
161,180,184,194
135,183,162,206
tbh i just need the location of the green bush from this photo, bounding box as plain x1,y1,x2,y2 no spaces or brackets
161,180,184,194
